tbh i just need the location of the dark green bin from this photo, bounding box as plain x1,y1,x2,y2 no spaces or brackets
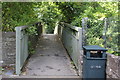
83,45,107,79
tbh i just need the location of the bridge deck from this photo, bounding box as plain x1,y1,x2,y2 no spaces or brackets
25,34,78,76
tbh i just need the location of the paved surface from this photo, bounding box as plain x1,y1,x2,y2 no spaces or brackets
25,34,77,76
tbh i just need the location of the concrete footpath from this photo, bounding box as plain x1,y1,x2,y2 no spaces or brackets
25,34,78,76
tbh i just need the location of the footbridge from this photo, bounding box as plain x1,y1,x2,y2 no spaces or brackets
15,22,83,78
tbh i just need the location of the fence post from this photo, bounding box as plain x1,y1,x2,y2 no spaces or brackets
77,28,83,77
103,18,108,48
82,17,88,46
118,17,120,52
78,28,83,51
15,27,21,75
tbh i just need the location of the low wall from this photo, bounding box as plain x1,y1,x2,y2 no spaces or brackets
2,29,42,66
2,32,16,66
2,23,42,67
106,53,120,79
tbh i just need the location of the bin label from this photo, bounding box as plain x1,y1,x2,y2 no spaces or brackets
90,66,102,69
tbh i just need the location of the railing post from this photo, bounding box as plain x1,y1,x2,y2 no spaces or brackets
78,28,83,51
103,18,108,48
77,28,83,76
15,27,21,75
82,17,88,46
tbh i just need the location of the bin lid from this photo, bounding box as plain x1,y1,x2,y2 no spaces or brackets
83,45,107,51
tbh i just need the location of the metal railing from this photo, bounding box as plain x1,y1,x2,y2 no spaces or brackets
15,22,82,75
15,26,29,75
15,22,42,75
58,22,82,74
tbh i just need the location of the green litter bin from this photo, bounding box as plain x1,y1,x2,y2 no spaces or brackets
82,45,107,79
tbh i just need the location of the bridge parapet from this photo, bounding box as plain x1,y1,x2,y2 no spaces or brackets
15,22,42,75
58,22,83,76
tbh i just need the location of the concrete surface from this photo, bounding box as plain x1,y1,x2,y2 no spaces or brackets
25,34,78,76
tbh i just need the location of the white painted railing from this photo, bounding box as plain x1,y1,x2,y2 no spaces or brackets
58,22,82,73
15,22,42,75
15,26,29,75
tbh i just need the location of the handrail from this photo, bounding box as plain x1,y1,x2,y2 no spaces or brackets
60,22,81,32
15,26,28,31
15,22,41,31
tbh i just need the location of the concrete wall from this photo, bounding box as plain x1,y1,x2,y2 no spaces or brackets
2,32,16,66
2,31,42,66
106,53,120,79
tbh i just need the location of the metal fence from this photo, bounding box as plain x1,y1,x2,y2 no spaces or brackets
15,22,42,75
15,26,29,75
58,22,82,74
82,16,119,54
104,17,119,53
